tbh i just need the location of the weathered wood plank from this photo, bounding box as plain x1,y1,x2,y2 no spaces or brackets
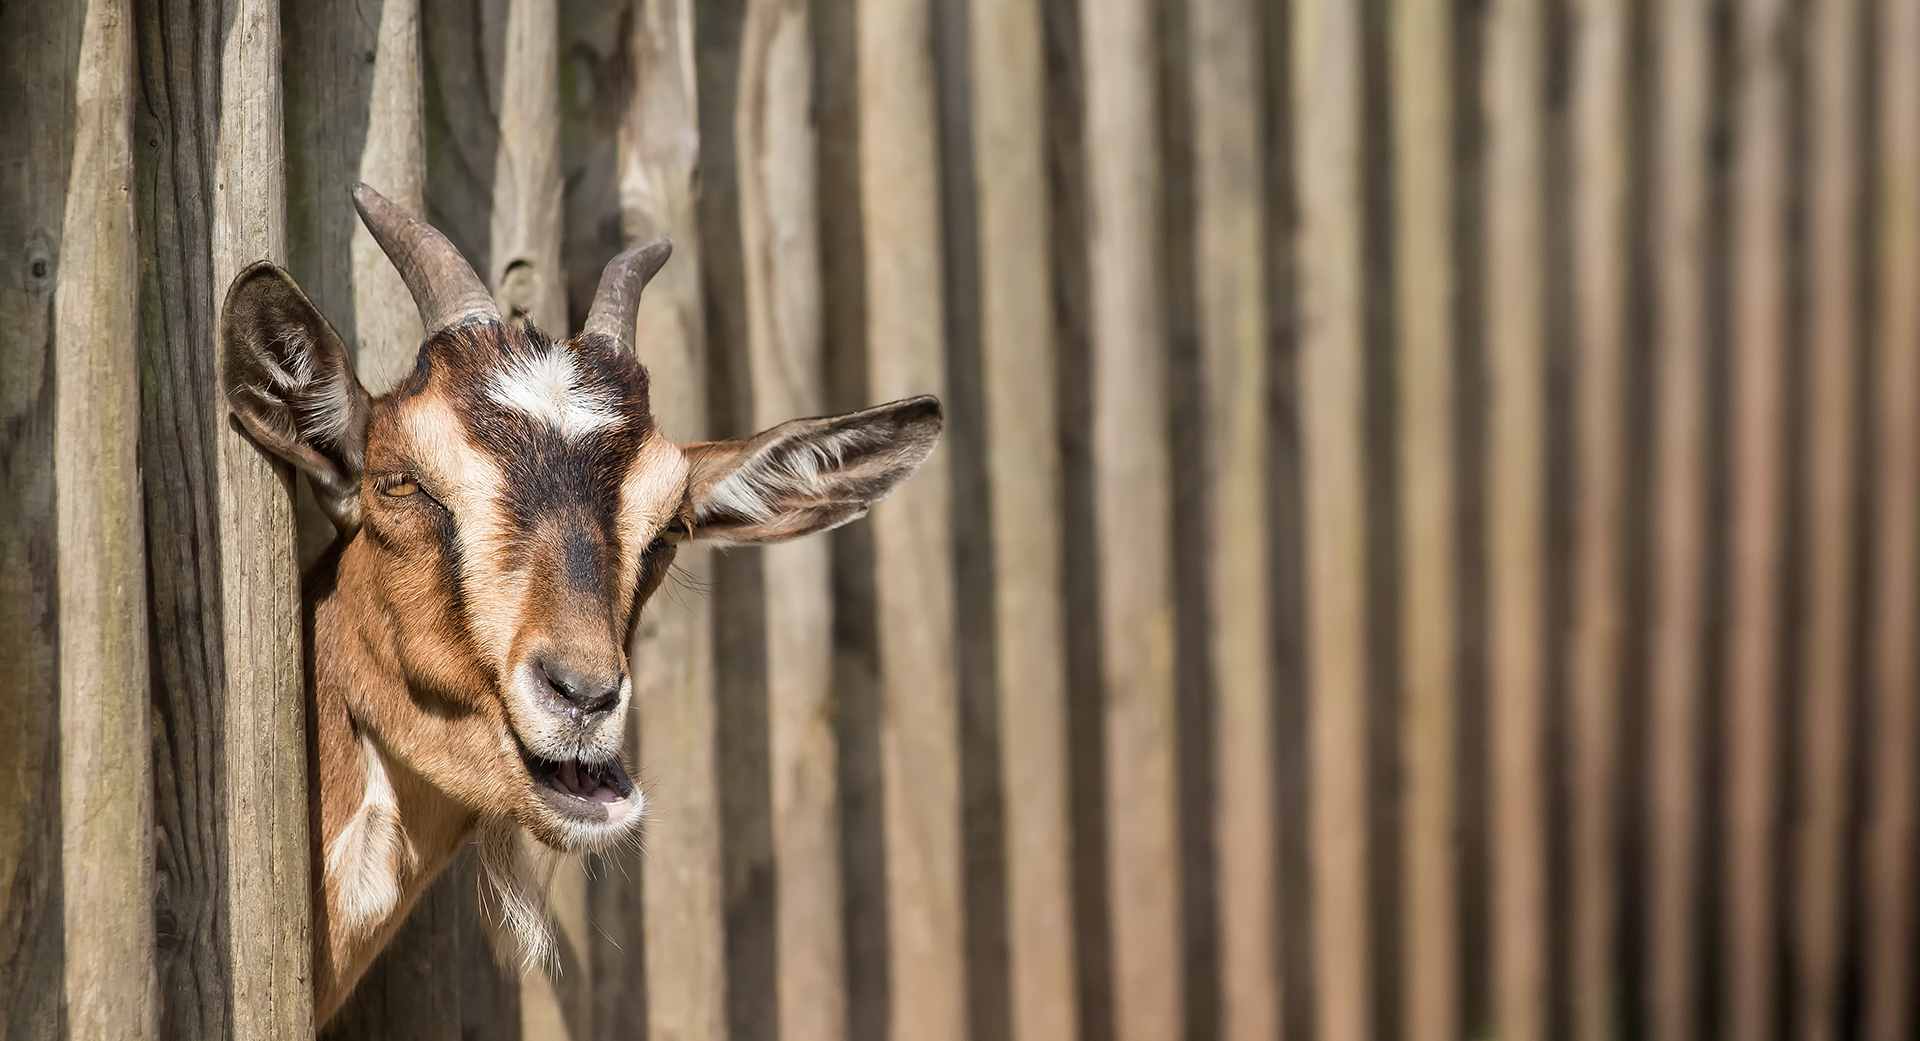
1863,2,1920,1037
210,2,313,1036
1722,0,1789,1036
136,0,309,1032
1482,0,1547,1035
969,0,1079,1038
738,4,849,1041
1646,1,1709,1038
606,3,727,1040
55,0,155,1035
858,0,966,1038
1566,0,1628,1037
284,0,427,393
1391,0,1457,1034
0,0,83,1033
1293,0,1371,1037
1790,2,1863,1038
1190,0,1276,1036
1082,0,1182,1037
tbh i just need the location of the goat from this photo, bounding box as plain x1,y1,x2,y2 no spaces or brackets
219,184,941,1026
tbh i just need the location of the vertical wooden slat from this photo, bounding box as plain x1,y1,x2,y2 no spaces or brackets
1863,1,1920,1037
0,0,84,1033
284,0,427,392
1567,0,1628,1037
1647,1,1710,1038
615,4,727,1040
969,0,1079,1037
211,2,313,1036
1294,0,1370,1037
1082,0,1182,1037
489,0,569,333
1391,0,1458,1034
138,0,310,1030
1723,0,1789,1035
858,1,967,1038
1483,0,1548,1036
1191,0,1277,1037
1791,1,1862,1038
55,0,155,1035
738,4,849,1041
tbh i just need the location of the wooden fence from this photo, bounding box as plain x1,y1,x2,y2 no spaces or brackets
3,0,1918,1039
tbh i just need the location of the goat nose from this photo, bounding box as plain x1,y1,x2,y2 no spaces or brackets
537,658,623,714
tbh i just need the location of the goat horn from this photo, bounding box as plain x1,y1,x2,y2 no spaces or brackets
582,240,673,352
351,183,500,334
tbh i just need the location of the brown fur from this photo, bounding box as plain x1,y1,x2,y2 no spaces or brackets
219,258,943,1028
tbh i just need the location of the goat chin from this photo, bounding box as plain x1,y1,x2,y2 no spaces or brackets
475,822,566,974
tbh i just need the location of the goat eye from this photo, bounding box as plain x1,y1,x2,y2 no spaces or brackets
383,479,420,497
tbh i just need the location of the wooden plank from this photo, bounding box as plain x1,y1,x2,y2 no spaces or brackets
1790,2,1863,1038
210,2,313,1036
1391,0,1457,1035
1482,0,1548,1036
1646,1,1710,1038
1082,0,1182,1038
1191,0,1276,1037
857,1,966,1038
1293,0,1370,1037
737,3,850,1041
135,0,309,1032
969,0,1079,1038
1566,1,1628,1037
284,0,427,393
0,0,83,1033
608,4,727,1041
54,0,155,1035
1722,0,1789,1036
1863,1,1920,1037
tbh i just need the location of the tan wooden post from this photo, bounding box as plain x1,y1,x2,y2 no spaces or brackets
969,0,1079,1038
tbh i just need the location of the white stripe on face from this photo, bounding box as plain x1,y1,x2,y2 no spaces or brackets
486,346,624,440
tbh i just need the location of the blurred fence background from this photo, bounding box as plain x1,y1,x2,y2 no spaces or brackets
4,0,1919,1039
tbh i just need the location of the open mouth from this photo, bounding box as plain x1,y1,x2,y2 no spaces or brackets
522,750,635,812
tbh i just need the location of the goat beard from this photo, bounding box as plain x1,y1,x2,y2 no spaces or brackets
474,821,563,974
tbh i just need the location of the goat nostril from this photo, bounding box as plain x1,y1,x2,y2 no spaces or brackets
538,658,622,714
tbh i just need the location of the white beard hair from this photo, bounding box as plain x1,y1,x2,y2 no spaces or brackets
474,821,564,974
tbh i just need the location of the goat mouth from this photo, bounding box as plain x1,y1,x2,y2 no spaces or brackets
522,752,634,807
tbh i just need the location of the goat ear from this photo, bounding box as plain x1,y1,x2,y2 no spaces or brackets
220,263,372,533
681,395,943,545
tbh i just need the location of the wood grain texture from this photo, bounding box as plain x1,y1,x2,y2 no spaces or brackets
211,3,313,1036
489,0,568,333
858,1,966,1039
1790,2,1862,1038
614,3,727,1040
969,0,1079,1038
1190,0,1277,1036
0,0,82,1035
1081,0,1184,1038
1482,0,1547,1036
1390,0,1457,1035
1294,0,1371,1037
1723,0,1788,1036
56,0,156,1035
1646,2,1709,1039
135,0,308,1033
737,7,848,1041
284,0,427,394
1863,2,1920,1037
1566,1,1628,1037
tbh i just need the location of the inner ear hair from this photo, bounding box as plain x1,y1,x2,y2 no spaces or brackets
221,262,372,533
683,395,943,545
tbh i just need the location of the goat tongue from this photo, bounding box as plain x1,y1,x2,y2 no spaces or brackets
559,760,589,797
